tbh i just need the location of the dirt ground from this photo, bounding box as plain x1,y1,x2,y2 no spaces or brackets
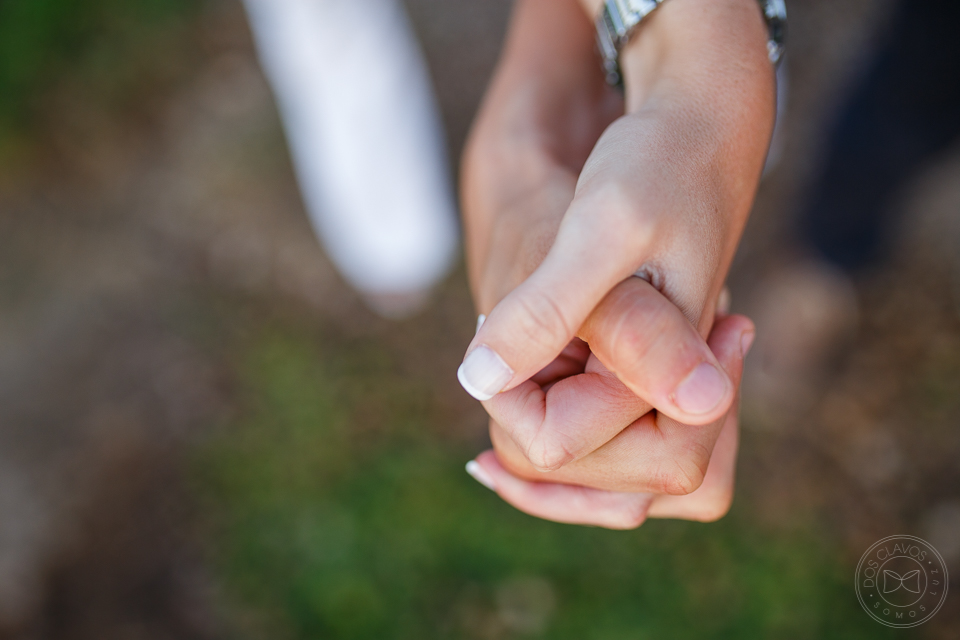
0,0,958,637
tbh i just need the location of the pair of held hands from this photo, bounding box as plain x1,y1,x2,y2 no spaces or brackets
457,0,777,528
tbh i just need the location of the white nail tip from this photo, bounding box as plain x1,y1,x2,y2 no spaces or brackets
466,460,496,491
458,364,495,400
457,345,513,401
475,314,486,335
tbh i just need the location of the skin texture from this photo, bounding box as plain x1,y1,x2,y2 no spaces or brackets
460,0,775,527
473,311,751,528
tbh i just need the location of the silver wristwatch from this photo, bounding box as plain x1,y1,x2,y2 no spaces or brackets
596,0,786,87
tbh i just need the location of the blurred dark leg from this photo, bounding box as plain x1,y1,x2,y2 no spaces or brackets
801,0,960,272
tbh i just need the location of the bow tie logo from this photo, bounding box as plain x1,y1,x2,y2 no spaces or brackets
883,570,921,594
856,535,948,628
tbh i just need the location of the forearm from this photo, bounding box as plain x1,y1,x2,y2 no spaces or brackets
582,0,776,181
463,0,777,322
475,0,775,218
465,0,613,180
578,0,777,297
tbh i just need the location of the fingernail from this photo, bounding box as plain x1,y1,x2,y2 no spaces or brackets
741,330,756,357
475,314,486,335
716,288,732,316
466,460,496,491
457,345,513,401
674,362,727,415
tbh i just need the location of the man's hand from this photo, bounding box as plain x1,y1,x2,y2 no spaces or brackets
460,0,773,428
482,278,747,475
458,0,773,527
467,310,752,528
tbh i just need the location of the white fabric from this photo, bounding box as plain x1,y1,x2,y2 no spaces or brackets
242,0,459,296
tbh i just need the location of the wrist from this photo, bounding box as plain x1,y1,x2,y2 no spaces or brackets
617,0,774,114
615,0,776,218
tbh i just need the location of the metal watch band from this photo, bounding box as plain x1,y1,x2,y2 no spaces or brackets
596,0,787,87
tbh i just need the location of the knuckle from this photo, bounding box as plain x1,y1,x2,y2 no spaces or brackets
583,180,655,251
692,492,734,523
610,297,675,369
513,289,572,348
522,406,580,471
652,455,707,496
523,435,576,472
502,393,576,472
612,502,649,530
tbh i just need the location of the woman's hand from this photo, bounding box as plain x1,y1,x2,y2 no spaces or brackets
459,0,774,527
468,310,753,528
460,0,775,447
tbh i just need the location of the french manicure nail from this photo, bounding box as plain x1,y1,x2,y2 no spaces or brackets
466,460,496,491
674,362,727,415
741,330,756,357
457,345,514,401
475,314,486,335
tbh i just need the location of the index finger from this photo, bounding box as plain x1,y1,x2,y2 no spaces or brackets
457,187,650,401
492,312,753,493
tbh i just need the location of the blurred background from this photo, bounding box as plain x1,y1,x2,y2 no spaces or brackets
0,0,958,638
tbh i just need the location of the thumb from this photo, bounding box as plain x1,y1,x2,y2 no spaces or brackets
579,277,735,424
457,204,643,400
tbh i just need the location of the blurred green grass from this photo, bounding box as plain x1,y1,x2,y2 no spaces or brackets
192,326,900,640
0,2,928,637
0,0,195,146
